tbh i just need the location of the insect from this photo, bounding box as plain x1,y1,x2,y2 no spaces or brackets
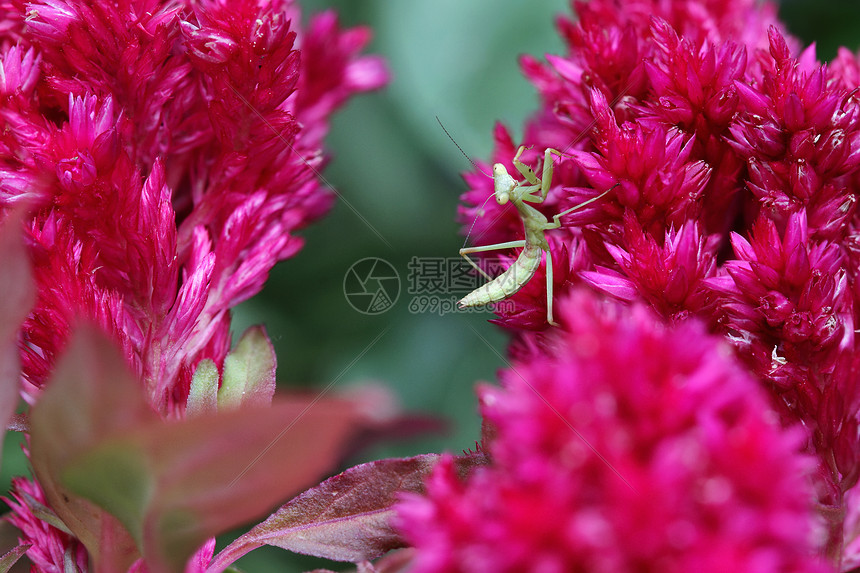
458,146,613,326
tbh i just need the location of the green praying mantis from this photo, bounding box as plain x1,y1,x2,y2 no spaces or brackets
458,146,614,326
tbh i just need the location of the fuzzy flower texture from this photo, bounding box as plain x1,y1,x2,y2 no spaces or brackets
0,0,385,569
400,291,828,572
403,0,860,571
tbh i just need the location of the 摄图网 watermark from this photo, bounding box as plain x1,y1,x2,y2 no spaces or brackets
343,256,522,316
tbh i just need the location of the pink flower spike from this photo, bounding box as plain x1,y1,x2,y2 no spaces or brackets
0,44,40,96
4,476,90,571
580,266,638,301
24,0,78,41
454,1,860,559
2,0,390,567
399,291,830,572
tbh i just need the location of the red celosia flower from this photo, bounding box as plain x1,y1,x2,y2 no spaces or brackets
456,0,860,564
582,214,719,320
399,291,829,572
5,476,89,571
705,211,851,386
0,0,387,414
1,0,387,570
727,30,860,241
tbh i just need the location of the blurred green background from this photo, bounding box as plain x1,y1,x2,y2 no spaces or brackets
4,0,860,571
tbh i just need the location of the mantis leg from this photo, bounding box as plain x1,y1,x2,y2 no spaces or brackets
460,240,526,281
538,148,559,201
523,148,564,204
512,146,541,186
548,184,619,229
545,248,557,326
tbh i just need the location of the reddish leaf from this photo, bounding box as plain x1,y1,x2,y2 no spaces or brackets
0,209,34,340
0,543,30,573
209,453,488,570
31,327,367,573
365,548,417,573
30,327,150,571
0,210,35,458
307,550,415,573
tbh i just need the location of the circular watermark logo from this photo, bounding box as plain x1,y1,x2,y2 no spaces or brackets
343,257,401,315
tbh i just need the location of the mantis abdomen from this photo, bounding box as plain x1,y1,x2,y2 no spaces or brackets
459,244,544,308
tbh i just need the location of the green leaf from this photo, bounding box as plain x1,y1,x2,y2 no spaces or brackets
62,440,153,545
187,359,219,417
218,326,276,409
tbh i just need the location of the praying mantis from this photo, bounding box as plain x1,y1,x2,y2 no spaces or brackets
458,146,613,326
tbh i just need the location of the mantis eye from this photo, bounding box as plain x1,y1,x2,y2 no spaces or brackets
497,192,509,205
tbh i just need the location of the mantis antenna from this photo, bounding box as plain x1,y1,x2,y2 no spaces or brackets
434,116,496,248
436,116,491,179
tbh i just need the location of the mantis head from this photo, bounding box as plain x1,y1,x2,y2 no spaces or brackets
493,163,516,205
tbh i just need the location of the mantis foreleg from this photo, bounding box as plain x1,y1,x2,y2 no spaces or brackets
512,146,540,185
513,147,564,203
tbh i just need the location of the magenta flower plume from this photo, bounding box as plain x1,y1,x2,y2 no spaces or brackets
582,215,719,319
399,291,829,572
727,30,860,240
706,211,850,383
454,0,860,564
0,0,387,570
5,476,89,571
0,0,387,413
